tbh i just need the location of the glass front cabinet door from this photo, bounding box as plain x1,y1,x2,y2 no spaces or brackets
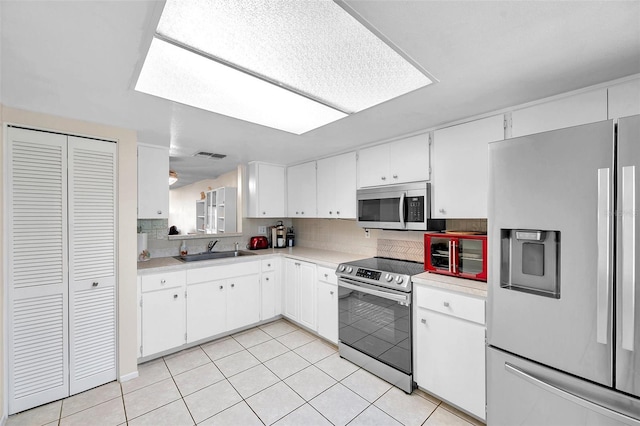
424,233,487,282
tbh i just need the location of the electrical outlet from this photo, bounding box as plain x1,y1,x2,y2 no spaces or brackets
258,225,267,234
364,228,370,239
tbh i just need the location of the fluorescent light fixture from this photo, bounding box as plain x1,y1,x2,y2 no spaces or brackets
135,0,433,134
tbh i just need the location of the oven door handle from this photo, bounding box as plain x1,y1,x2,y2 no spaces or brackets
338,279,410,304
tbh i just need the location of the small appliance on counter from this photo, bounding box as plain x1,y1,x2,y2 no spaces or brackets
248,236,268,250
424,231,487,281
274,220,287,248
286,226,295,247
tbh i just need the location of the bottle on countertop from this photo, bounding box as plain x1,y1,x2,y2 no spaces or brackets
180,240,188,256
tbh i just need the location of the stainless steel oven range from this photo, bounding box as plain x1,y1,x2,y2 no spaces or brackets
335,257,423,393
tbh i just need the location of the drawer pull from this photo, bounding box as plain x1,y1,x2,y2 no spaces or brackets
324,274,328,278
219,285,223,290
421,318,427,324
267,263,271,267
231,283,235,288
173,294,178,299
160,279,166,284
265,277,270,281
330,291,334,295
443,301,450,307
92,281,99,287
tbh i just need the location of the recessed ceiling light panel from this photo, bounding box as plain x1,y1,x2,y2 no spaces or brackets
135,0,433,134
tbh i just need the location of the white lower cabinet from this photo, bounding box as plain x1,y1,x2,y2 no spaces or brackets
316,266,338,343
186,280,226,343
227,274,260,330
260,258,281,320
415,284,486,421
140,271,187,357
283,258,317,331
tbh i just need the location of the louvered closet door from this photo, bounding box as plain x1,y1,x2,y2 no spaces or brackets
68,136,117,395
7,127,69,414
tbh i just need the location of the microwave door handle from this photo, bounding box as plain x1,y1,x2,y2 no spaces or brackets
398,192,406,229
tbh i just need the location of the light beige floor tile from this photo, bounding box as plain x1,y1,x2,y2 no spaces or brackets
263,350,311,380
349,405,403,426
248,339,290,362
173,362,225,396
214,350,261,377
183,380,242,423
293,339,336,364
273,403,332,426
6,400,62,426
309,383,368,426
232,328,273,348
121,358,171,394
341,369,393,403
246,382,305,425
59,397,125,426
277,330,317,349
415,388,442,406
123,378,181,420
260,320,299,338
424,406,477,426
61,381,121,417
374,387,437,426
128,399,194,426
164,346,211,376
314,353,359,381
284,366,336,401
198,401,263,426
440,402,485,426
201,337,244,361
228,364,280,399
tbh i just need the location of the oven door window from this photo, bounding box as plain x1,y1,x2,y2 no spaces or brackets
338,286,411,374
358,198,400,223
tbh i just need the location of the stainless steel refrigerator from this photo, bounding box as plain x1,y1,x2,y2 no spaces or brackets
487,115,640,425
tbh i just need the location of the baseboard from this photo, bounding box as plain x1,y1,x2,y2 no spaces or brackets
119,370,139,382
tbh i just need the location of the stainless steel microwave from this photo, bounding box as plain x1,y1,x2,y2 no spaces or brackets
356,182,445,231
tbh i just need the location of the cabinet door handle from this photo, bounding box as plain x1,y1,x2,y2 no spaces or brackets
157,210,162,215
393,174,398,179
336,211,340,215
231,283,235,288
329,211,332,215
219,285,224,290
443,301,450,307
324,274,328,278
265,277,270,281
92,281,99,287
173,294,178,299
267,263,271,267
160,279,166,284
296,211,299,215
262,212,266,215
421,318,427,324
330,291,334,295
381,176,386,180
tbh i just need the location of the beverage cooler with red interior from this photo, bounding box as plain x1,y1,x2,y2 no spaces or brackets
424,233,487,281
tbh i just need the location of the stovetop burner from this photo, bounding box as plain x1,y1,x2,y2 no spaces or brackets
336,257,424,292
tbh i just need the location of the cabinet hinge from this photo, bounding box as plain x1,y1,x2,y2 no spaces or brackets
140,298,143,307
140,345,143,355
428,133,433,146
184,333,187,342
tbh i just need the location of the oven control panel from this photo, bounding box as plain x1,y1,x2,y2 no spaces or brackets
355,268,381,280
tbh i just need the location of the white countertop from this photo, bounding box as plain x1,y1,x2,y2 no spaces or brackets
138,247,487,298
413,271,488,298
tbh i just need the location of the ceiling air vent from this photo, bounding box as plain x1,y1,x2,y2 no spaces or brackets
193,151,227,159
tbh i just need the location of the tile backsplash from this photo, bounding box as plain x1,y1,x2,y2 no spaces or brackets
137,219,169,239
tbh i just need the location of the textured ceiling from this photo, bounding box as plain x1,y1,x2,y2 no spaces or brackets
1,0,639,188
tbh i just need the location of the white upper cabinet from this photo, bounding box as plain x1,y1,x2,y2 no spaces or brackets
608,79,640,119
511,89,607,137
317,152,357,218
358,134,430,188
433,115,504,219
246,162,286,218
138,144,169,219
287,161,317,218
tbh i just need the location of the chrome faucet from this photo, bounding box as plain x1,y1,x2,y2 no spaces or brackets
207,240,219,252
234,242,239,252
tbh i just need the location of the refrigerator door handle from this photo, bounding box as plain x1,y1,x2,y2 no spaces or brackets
597,168,611,345
621,165,636,352
505,363,640,425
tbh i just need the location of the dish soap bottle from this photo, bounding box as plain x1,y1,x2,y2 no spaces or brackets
180,240,188,256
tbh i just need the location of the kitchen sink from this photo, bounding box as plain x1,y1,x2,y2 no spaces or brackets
175,250,256,262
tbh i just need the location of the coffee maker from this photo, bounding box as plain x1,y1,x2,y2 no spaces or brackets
274,220,286,248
